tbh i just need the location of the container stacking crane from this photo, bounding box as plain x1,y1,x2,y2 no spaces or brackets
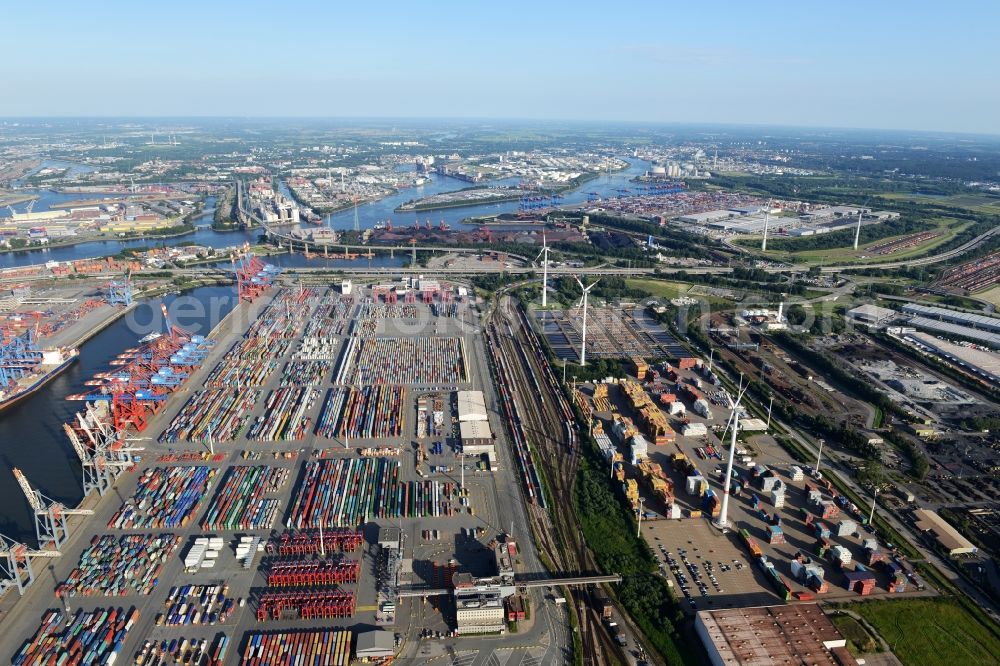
0,533,60,596
13,468,93,550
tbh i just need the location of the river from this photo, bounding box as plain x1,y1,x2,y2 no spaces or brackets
0,159,650,270
0,286,236,544
0,159,651,542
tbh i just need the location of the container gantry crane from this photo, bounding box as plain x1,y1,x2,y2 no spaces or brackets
107,271,134,307
0,533,60,596
0,328,43,387
63,402,144,496
13,468,93,550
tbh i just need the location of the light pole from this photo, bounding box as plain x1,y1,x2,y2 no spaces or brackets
766,395,774,431
636,497,645,538
816,438,825,474
868,487,879,526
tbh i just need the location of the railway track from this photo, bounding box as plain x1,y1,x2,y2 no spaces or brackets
487,296,628,665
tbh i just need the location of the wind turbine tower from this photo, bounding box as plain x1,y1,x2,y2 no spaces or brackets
715,383,748,530
853,208,864,250
536,232,551,308
761,199,772,251
574,276,600,366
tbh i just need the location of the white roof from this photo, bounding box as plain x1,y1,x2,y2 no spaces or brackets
848,304,897,322
457,390,488,421
460,420,493,441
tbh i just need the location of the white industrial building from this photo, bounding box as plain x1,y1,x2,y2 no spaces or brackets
355,631,395,660
847,304,897,327
454,585,506,635
456,390,488,422
460,420,493,447
914,509,977,556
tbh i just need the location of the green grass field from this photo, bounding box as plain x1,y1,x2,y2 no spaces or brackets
830,614,879,655
853,598,1000,666
879,192,1000,215
625,278,731,304
749,217,969,265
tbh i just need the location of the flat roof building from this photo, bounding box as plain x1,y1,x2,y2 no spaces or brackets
355,631,395,660
456,390,488,422
454,587,506,635
460,420,493,448
695,604,856,666
913,509,977,556
847,304,898,327
904,331,1000,385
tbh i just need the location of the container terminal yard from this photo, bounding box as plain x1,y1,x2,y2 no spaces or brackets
0,265,616,666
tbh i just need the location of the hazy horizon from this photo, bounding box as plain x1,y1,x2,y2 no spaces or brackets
4,1,998,135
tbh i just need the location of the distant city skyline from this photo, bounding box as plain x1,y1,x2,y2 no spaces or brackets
4,1,998,135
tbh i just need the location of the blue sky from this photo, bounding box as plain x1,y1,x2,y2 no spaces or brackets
3,1,997,134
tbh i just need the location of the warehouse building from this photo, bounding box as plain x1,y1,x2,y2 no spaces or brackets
905,316,1000,349
460,420,493,448
355,631,395,661
456,390,488,422
903,331,1000,385
913,509,977,556
901,303,1000,334
847,304,898,327
695,604,855,666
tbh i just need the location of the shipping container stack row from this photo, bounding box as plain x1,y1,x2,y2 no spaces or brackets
279,360,333,385
158,584,235,626
200,466,287,531
239,630,351,666
246,386,318,441
335,336,468,386
227,336,292,361
315,385,406,439
133,634,229,666
288,458,462,527
739,528,793,601
265,529,363,557
203,358,277,389
357,302,417,320
159,388,261,444
108,466,217,530
158,451,227,463
57,534,180,598
13,607,139,666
